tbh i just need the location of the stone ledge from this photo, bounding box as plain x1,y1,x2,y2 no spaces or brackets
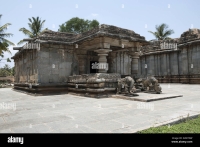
111,93,183,102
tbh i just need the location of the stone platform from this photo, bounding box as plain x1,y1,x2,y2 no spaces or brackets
111,93,183,102
13,83,68,95
67,73,121,98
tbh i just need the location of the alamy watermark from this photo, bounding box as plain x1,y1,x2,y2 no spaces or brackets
23,43,40,50
8,136,23,144
91,62,108,70
0,102,16,111
137,102,154,111
160,42,177,50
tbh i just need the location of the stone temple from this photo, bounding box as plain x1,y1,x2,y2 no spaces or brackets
11,25,200,97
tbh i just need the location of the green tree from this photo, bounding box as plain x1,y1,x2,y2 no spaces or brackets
58,17,99,34
148,23,174,40
18,16,48,45
89,19,99,30
0,64,13,76
0,14,15,56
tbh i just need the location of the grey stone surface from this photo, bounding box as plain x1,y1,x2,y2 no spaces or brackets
3,113,41,122
0,84,200,133
11,124,51,133
0,117,5,124
45,120,75,131
85,120,126,133
0,129,12,133
112,93,182,102
54,127,85,133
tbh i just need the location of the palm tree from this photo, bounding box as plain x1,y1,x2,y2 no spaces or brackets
148,23,174,40
18,16,48,45
0,14,15,56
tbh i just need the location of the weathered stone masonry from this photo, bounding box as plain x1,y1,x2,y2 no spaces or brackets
12,26,200,95
12,24,148,94
138,28,200,84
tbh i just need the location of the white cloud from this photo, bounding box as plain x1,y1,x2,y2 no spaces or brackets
91,13,99,17
84,13,100,20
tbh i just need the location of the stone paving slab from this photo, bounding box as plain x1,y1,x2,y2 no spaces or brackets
0,84,200,133
0,129,12,133
11,124,51,133
111,93,183,102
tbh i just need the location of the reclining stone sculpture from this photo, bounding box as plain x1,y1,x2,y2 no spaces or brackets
116,76,135,94
136,76,162,94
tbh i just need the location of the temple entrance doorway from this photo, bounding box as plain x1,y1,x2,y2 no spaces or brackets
90,61,98,73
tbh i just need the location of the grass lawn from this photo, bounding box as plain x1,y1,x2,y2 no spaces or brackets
139,115,200,133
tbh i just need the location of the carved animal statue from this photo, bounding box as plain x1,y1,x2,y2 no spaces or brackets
136,77,162,94
117,76,135,94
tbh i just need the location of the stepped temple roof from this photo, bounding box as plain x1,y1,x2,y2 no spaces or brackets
35,24,147,44
179,28,200,43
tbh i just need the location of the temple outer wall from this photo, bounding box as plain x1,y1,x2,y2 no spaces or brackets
137,43,200,84
13,43,79,85
14,49,38,83
37,44,77,84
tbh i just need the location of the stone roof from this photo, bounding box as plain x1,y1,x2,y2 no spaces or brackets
179,28,200,43
38,31,76,42
12,24,148,59
35,24,148,44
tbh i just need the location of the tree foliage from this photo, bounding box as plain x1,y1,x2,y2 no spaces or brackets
148,23,174,40
18,16,48,45
0,64,14,76
0,14,15,56
58,17,99,34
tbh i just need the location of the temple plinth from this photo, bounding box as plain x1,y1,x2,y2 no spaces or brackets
94,49,112,73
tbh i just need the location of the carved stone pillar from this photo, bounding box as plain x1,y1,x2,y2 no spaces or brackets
94,49,112,73
129,51,140,76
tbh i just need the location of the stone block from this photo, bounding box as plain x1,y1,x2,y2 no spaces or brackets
49,74,59,83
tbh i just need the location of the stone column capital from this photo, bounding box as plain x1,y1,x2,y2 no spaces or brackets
129,52,140,58
94,49,112,54
94,49,112,73
130,56,139,59
97,54,109,56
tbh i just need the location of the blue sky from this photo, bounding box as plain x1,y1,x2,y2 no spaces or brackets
1,0,200,67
